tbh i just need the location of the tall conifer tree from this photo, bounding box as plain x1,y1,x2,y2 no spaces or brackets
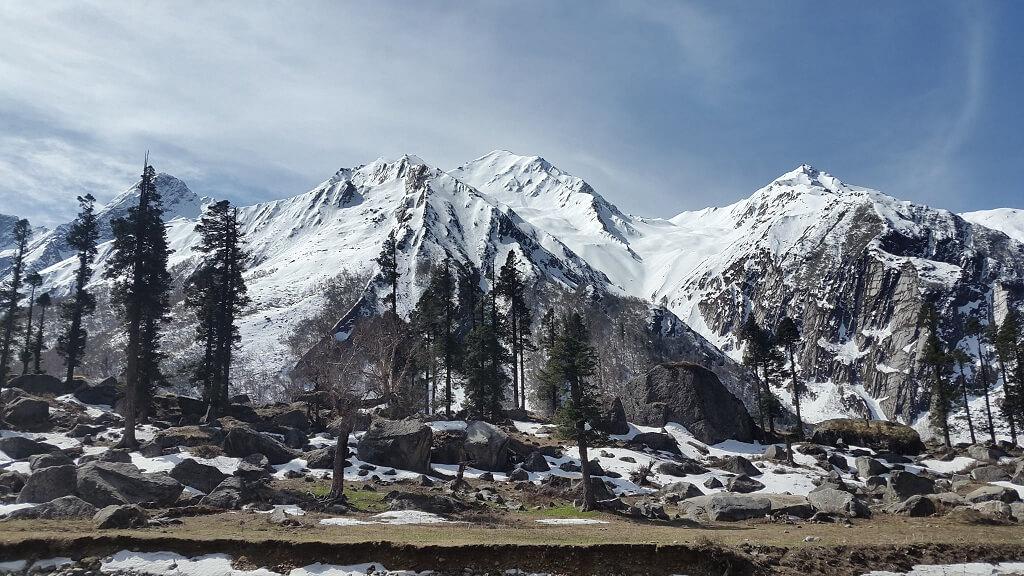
0,218,31,400
104,159,172,447
186,200,249,420
32,292,51,374
58,194,100,384
19,271,42,374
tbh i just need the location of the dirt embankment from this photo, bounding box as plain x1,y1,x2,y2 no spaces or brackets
3,536,1024,576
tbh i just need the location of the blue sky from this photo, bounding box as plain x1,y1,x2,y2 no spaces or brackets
1,1,1021,227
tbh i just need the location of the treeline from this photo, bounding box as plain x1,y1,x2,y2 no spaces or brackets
918,302,1024,448
0,160,251,447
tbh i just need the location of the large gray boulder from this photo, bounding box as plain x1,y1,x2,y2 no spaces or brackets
94,504,149,529
17,464,76,503
855,456,888,478
76,461,183,507
811,419,924,455
718,455,761,477
29,452,73,471
595,396,630,436
727,474,765,494
624,362,755,444
965,485,1020,505
463,421,510,472
222,425,296,465
4,397,49,427
8,374,72,396
74,377,118,406
522,451,550,472
357,419,432,473
971,465,1011,483
629,432,681,454
885,470,935,503
808,487,871,518
0,436,58,459
5,495,97,520
884,494,936,517
683,494,772,522
200,477,245,509
169,458,228,494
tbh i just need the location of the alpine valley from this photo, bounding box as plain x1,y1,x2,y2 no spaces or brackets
3,151,1024,442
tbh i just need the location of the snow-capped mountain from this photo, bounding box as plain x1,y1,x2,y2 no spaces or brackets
960,208,1024,245
3,152,1023,431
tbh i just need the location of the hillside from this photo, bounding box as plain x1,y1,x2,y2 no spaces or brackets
2,154,1024,434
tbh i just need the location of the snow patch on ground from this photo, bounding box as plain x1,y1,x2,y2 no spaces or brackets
535,518,608,525
320,511,457,526
863,562,1024,575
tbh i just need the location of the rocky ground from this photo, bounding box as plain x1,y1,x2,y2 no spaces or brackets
0,372,1023,575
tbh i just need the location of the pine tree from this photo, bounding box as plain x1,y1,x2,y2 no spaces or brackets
32,292,51,374
375,230,399,317
775,315,804,438
104,159,172,447
994,310,1021,444
0,218,31,400
920,303,954,448
19,271,42,374
950,347,976,444
541,312,603,511
536,307,562,415
58,194,100,384
185,200,249,421
966,316,997,443
497,251,533,411
462,281,507,422
411,260,459,418
740,315,781,433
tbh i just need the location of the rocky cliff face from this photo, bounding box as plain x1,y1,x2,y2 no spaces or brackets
669,166,1024,423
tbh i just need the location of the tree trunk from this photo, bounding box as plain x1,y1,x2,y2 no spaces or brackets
21,285,36,375
979,343,996,443
328,423,352,500
577,420,596,512
998,360,1017,444
121,326,140,449
788,346,802,438
33,307,46,374
960,367,976,444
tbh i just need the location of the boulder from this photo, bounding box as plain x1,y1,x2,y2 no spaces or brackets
271,408,311,433
4,397,49,427
522,451,550,473
971,465,1010,483
169,458,228,494
808,487,871,518
811,419,924,455
1014,462,1024,486
357,419,432,473
885,470,935,503
594,396,630,436
73,377,118,406
174,394,207,416
727,474,765,494
153,426,224,448
885,494,936,517
763,444,789,461
968,444,1006,463
972,500,1013,521
94,504,149,529
463,421,510,471
5,495,97,520
0,436,58,459
17,464,76,503
763,494,814,519
624,362,755,444
827,453,850,472
234,454,273,482
855,456,888,478
657,460,709,477
67,423,107,438
304,446,336,470
686,494,771,522
964,485,1020,505
222,425,296,465
76,461,183,507
383,490,465,514
29,452,74,471
629,432,680,455
718,455,761,477
658,481,704,503
200,477,246,509
431,429,467,465
8,374,72,396
704,477,723,489
282,427,308,450
0,471,26,494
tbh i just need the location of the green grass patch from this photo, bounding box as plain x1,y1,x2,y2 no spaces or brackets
520,502,599,518
343,489,388,512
